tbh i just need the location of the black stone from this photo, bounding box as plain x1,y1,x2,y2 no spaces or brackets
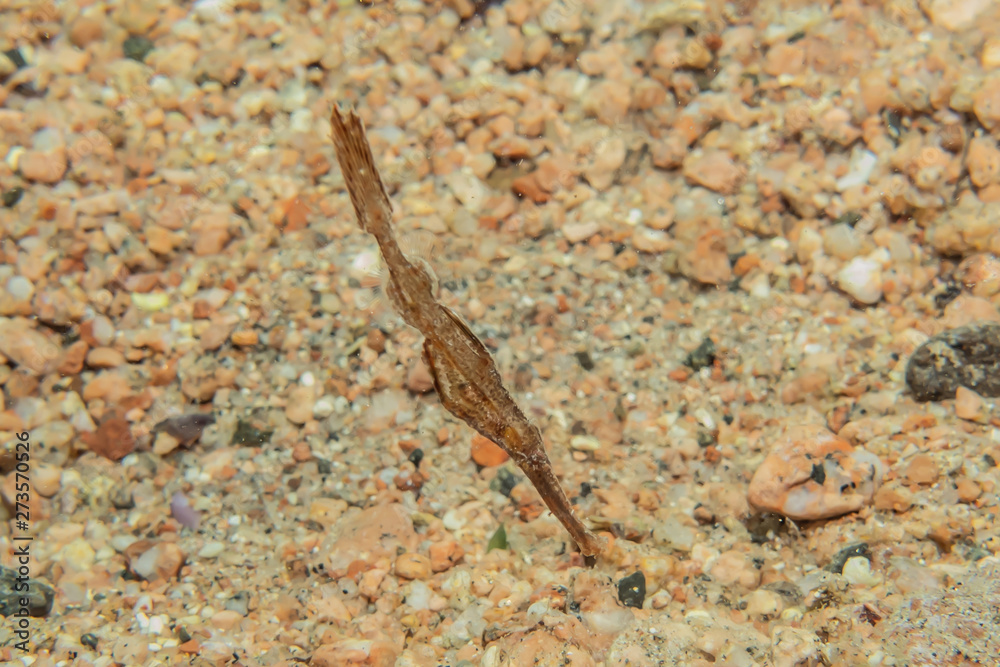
231,419,273,446
123,35,154,62
490,468,518,497
825,543,871,573
2,186,24,208
0,566,54,617
81,633,99,649
617,571,646,609
575,351,595,371
745,512,790,544
684,338,716,371
110,486,135,510
407,448,424,467
905,323,1000,401
3,48,26,69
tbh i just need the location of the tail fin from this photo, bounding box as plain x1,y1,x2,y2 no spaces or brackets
330,106,393,235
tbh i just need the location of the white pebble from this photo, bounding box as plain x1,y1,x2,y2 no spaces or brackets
442,508,466,531
313,396,336,419
843,556,880,586
837,257,883,304
91,315,115,346
569,435,600,451
6,275,34,301
835,149,878,191
198,541,226,559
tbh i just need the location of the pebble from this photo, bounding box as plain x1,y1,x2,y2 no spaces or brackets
906,323,1000,400
904,454,939,485
85,416,136,461
86,346,126,368
395,553,432,580
406,359,435,393
956,253,1000,297
322,503,416,572
924,0,992,30
125,540,186,581
955,477,982,503
211,609,244,631
631,227,673,253
68,16,105,48
0,567,55,617
679,230,732,286
974,77,1000,131
428,540,464,572
198,541,226,559
682,150,743,194
0,318,62,375
19,129,67,183
747,423,885,521
470,434,509,467
313,396,337,419
967,136,1000,187
836,256,883,304
58,539,96,572
954,386,990,422
617,571,646,609
32,464,61,497
744,589,783,618
842,556,880,586
983,37,1000,69
285,385,315,424
444,169,487,214
562,221,600,244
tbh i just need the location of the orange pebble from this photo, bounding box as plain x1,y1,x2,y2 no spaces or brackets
471,434,509,467
668,368,690,382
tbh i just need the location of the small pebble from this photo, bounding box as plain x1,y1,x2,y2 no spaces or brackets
904,454,939,485
32,465,61,497
198,542,226,559
837,257,883,304
395,553,432,580
748,424,884,520
617,571,646,609
471,434,509,467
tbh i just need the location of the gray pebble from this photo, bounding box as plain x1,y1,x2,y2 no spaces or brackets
906,323,1000,401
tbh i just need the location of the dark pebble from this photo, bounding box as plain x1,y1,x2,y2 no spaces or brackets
154,413,215,442
489,468,519,497
123,35,154,62
3,48,26,69
617,570,646,609
231,419,273,446
2,186,24,208
684,337,716,371
745,512,791,544
81,633,99,649
0,566,54,617
905,323,1000,401
110,485,135,510
408,448,424,467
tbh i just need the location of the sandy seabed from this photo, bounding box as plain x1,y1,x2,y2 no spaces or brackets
1,0,1000,665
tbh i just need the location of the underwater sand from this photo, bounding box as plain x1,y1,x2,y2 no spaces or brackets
1,0,1000,664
